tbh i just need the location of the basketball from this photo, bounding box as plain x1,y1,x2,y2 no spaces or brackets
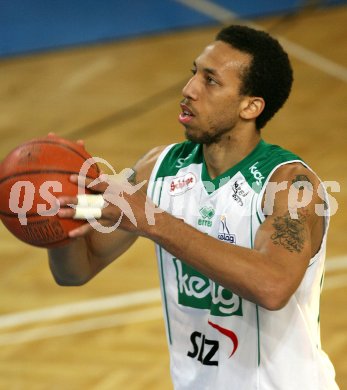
0,134,100,248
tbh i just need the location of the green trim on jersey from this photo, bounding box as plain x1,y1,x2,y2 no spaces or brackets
201,140,268,193
250,193,261,366
159,245,172,344
256,306,261,366
155,141,202,178
149,177,173,344
154,139,302,195
240,140,302,193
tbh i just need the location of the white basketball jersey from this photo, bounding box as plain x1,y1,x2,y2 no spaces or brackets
147,140,338,390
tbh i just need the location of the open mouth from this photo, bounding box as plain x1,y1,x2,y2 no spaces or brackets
179,104,195,123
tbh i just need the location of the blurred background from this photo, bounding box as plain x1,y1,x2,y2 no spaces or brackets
0,1,346,388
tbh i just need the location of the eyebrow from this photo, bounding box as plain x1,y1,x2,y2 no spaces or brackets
193,61,219,76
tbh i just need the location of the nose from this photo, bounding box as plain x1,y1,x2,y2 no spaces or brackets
182,75,198,101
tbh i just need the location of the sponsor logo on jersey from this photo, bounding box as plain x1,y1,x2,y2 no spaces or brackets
173,258,243,317
175,153,192,169
198,206,215,227
208,320,238,358
187,321,239,366
249,161,264,186
231,180,249,206
218,216,236,244
168,172,196,196
187,330,219,366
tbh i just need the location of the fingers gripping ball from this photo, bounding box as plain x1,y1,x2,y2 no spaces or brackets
74,194,105,220
0,135,100,248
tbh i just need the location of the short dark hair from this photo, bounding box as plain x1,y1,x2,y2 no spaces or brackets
216,25,293,130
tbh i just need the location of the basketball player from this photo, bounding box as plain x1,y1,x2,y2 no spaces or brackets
49,25,339,389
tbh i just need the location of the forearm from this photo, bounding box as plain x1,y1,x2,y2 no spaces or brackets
48,228,138,286
146,212,289,309
48,236,96,286
47,146,161,287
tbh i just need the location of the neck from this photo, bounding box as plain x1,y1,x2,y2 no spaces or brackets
203,128,261,179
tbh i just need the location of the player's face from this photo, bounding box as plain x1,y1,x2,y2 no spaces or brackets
179,41,252,144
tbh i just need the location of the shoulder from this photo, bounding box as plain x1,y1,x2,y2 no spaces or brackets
131,145,168,185
239,140,302,191
264,162,324,226
268,162,321,193
261,162,326,259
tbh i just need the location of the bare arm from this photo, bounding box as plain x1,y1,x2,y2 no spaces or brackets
48,145,166,286
107,162,324,310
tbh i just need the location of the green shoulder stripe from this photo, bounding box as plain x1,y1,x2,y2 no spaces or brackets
201,139,269,193
154,139,303,195
240,141,303,193
155,141,202,179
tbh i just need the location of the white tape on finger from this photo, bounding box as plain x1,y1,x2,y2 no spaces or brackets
77,194,105,208
74,207,102,220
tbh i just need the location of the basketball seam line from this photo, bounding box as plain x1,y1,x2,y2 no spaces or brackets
2,139,91,163
0,170,97,185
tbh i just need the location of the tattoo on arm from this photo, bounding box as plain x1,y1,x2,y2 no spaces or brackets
128,169,137,185
128,152,148,185
271,211,307,253
291,174,312,190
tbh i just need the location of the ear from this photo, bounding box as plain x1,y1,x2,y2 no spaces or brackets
240,97,265,120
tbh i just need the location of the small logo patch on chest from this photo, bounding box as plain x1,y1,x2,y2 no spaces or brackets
168,172,197,196
231,181,249,206
218,216,236,244
198,206,215,227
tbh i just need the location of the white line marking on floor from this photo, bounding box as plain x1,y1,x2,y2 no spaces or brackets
278,37,347,82
0,307,163,346
177,0,238,22
176,0,347,82
325,255,347,272
323,274,347,291
0,256,345,333
63,58,113,89
0,288,161,330
323,255,347,290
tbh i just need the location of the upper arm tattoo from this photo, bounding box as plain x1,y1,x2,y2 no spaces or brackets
129,151,150,185
128,168,137,185
291,174,312,190
270,210,307,253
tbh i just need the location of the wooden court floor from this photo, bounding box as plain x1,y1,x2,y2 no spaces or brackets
0,5,346,389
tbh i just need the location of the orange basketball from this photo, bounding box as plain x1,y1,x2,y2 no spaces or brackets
0,135,100,248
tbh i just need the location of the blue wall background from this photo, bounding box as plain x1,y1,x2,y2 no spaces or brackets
0,0,346,57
